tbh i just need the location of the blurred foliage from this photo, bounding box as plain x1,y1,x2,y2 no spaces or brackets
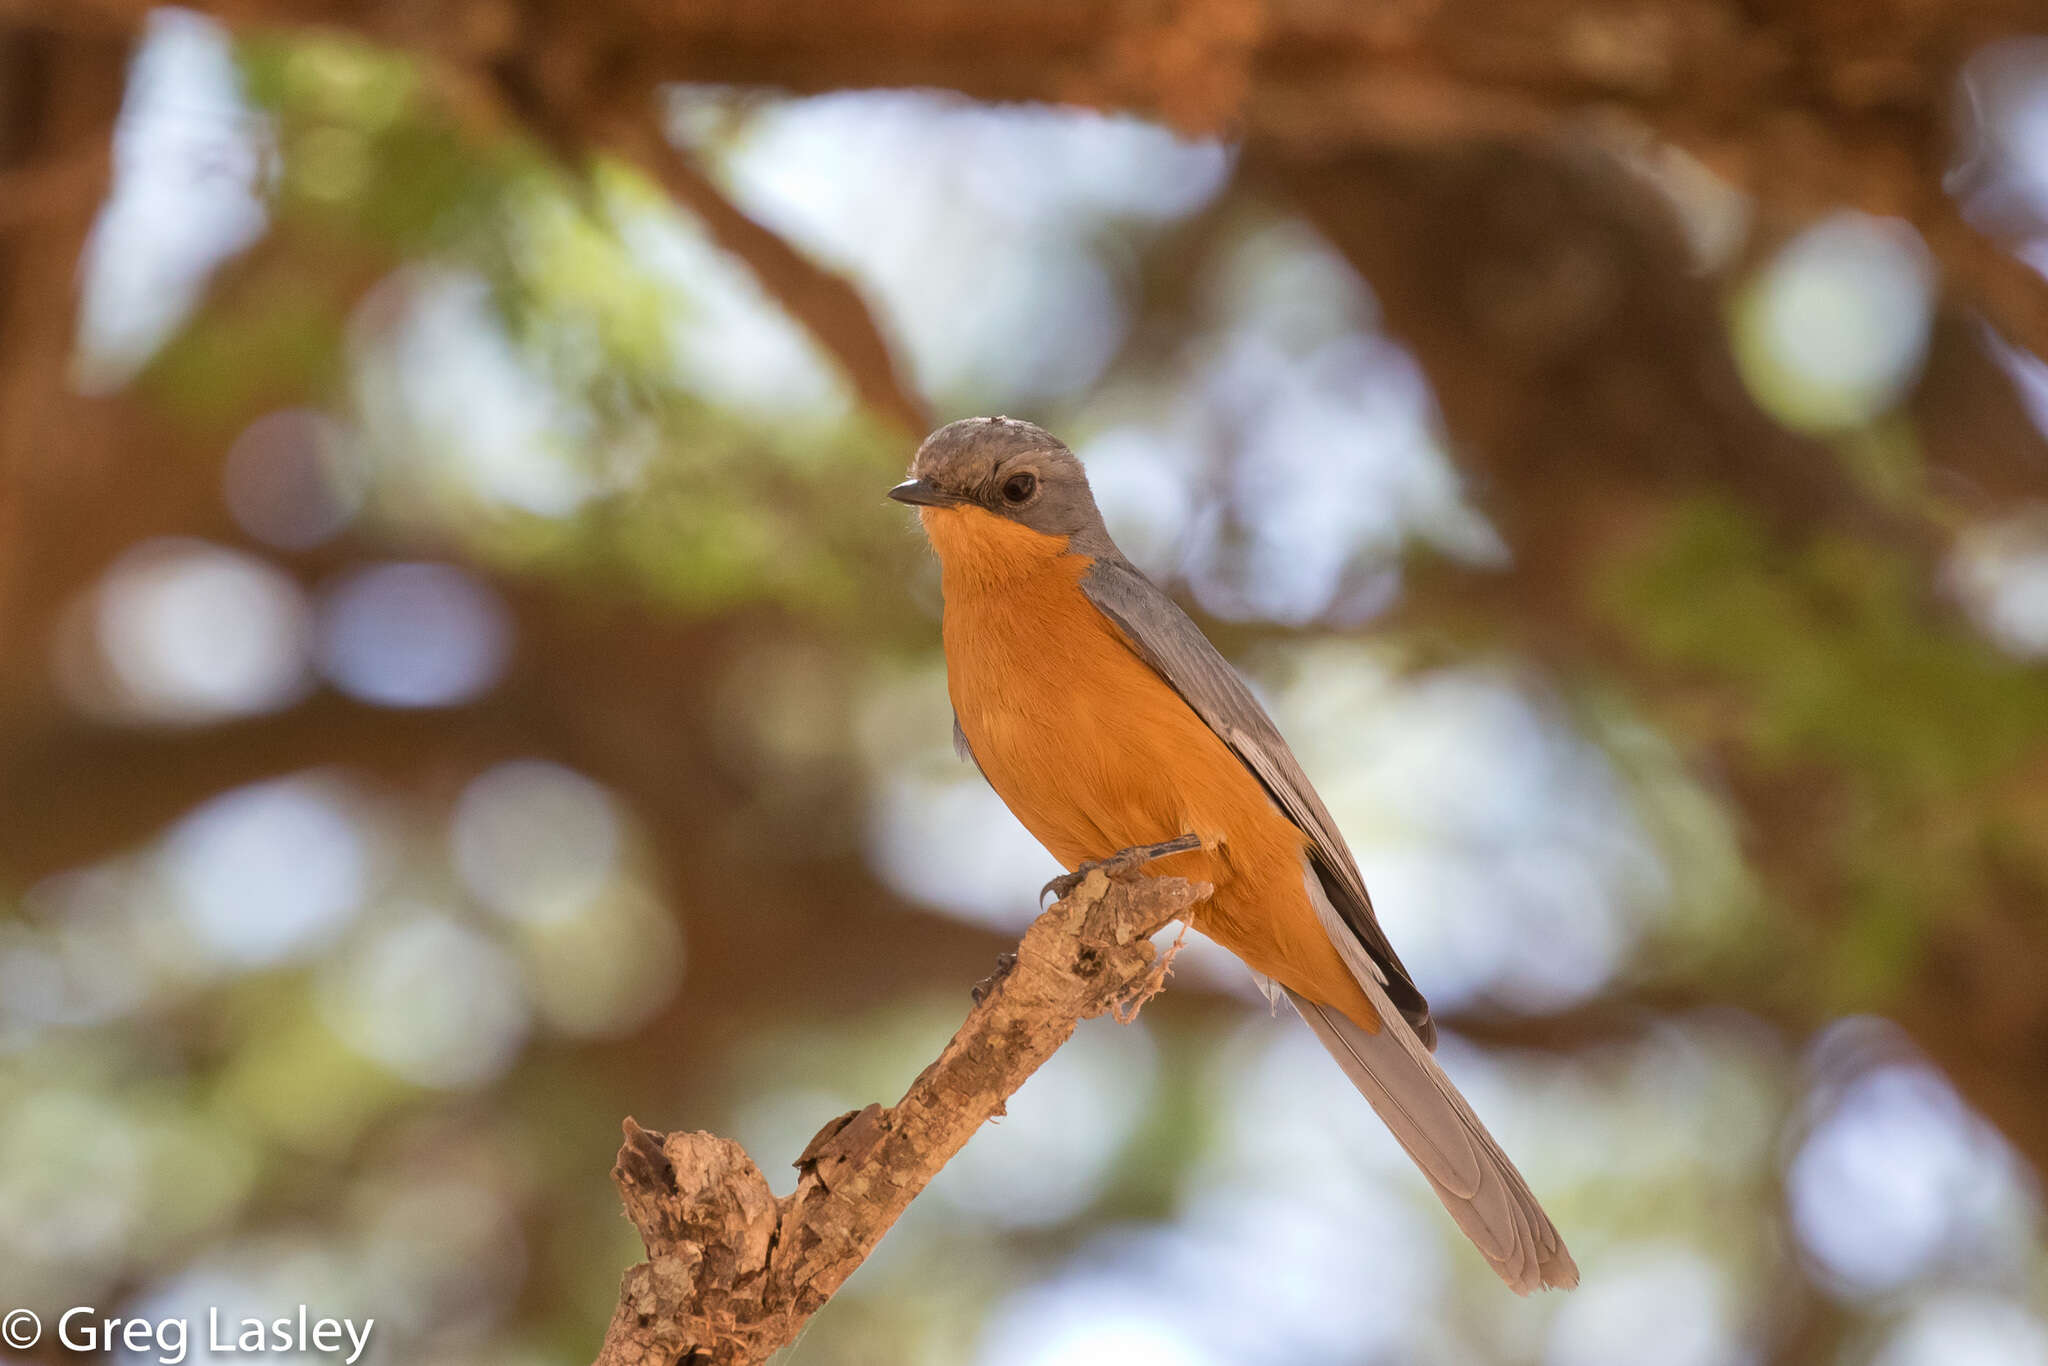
1605,497,2048,1006
1,11,2046,1366
156,31,915,622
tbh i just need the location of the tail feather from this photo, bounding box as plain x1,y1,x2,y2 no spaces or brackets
1291,853,1575,1292
1289,988,1578,1294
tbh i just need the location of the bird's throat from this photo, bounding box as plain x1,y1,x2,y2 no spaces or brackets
922,505,1076,593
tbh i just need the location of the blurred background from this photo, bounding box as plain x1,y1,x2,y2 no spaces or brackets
4,4,2048,1364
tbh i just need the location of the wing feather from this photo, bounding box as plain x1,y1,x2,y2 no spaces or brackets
1081,554,1434,1044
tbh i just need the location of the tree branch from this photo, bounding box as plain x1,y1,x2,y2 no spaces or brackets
601,102,931,437
447,34,932,438
30,0,2048,442
590,856,1210,1366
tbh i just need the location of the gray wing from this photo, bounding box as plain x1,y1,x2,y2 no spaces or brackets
1081,553,1435,1046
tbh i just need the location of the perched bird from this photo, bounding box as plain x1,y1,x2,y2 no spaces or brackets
892,415,1576,1293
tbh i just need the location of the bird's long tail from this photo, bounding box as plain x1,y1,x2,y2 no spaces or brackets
1287,987,1579,1293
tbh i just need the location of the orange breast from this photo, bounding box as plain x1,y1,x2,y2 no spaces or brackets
927,506,1378,1031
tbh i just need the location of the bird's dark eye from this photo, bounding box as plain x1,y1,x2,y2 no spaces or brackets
1001,472,1038,505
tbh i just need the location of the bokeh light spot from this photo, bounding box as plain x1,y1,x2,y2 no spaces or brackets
317,561,511,708
1789,1024,2037,1296
3,869,154,1029
978,1290,1225,1366
320,910,531,1089
520,886,684,1038
80,539,312,725
1734,212,1933,432
1545,1244,1735,1366
160,775,369,967
350,267,599,518
712,91,1227,403
452,760,622,925
223,409,366,550
1949,509,2048,658
1872,1292,2048,1366
0,1091,148,1274
1953,38,2048,222
1075,425,1197,582
72,10,267,392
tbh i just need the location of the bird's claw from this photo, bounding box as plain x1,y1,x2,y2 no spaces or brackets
1039,871,1082,906
970,951,1018,1005
1039,833,1203,906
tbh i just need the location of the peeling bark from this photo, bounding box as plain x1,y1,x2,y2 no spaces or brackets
590,864,1209,1366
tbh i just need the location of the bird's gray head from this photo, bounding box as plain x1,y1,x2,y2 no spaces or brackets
890,416,1109,550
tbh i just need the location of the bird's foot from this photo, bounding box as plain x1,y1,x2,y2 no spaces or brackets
1040,832,1203,906
970,951,1017,1005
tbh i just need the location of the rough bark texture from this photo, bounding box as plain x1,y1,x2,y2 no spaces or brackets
592,864,1209,1366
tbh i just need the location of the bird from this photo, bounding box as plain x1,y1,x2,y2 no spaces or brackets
890,415,1577,1293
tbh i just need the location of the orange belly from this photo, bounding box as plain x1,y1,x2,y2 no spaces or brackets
937,539,1378,1031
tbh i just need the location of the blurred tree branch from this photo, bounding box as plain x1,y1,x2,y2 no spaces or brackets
0,23,125,663
12,0,2046,536
2,0,2047,1307
592,861,1208,1366
610,114,930,436
465,41,931,436
32,0,2048,370
16,0,2036,611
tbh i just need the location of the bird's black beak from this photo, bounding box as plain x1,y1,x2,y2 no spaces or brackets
889,479,964,508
